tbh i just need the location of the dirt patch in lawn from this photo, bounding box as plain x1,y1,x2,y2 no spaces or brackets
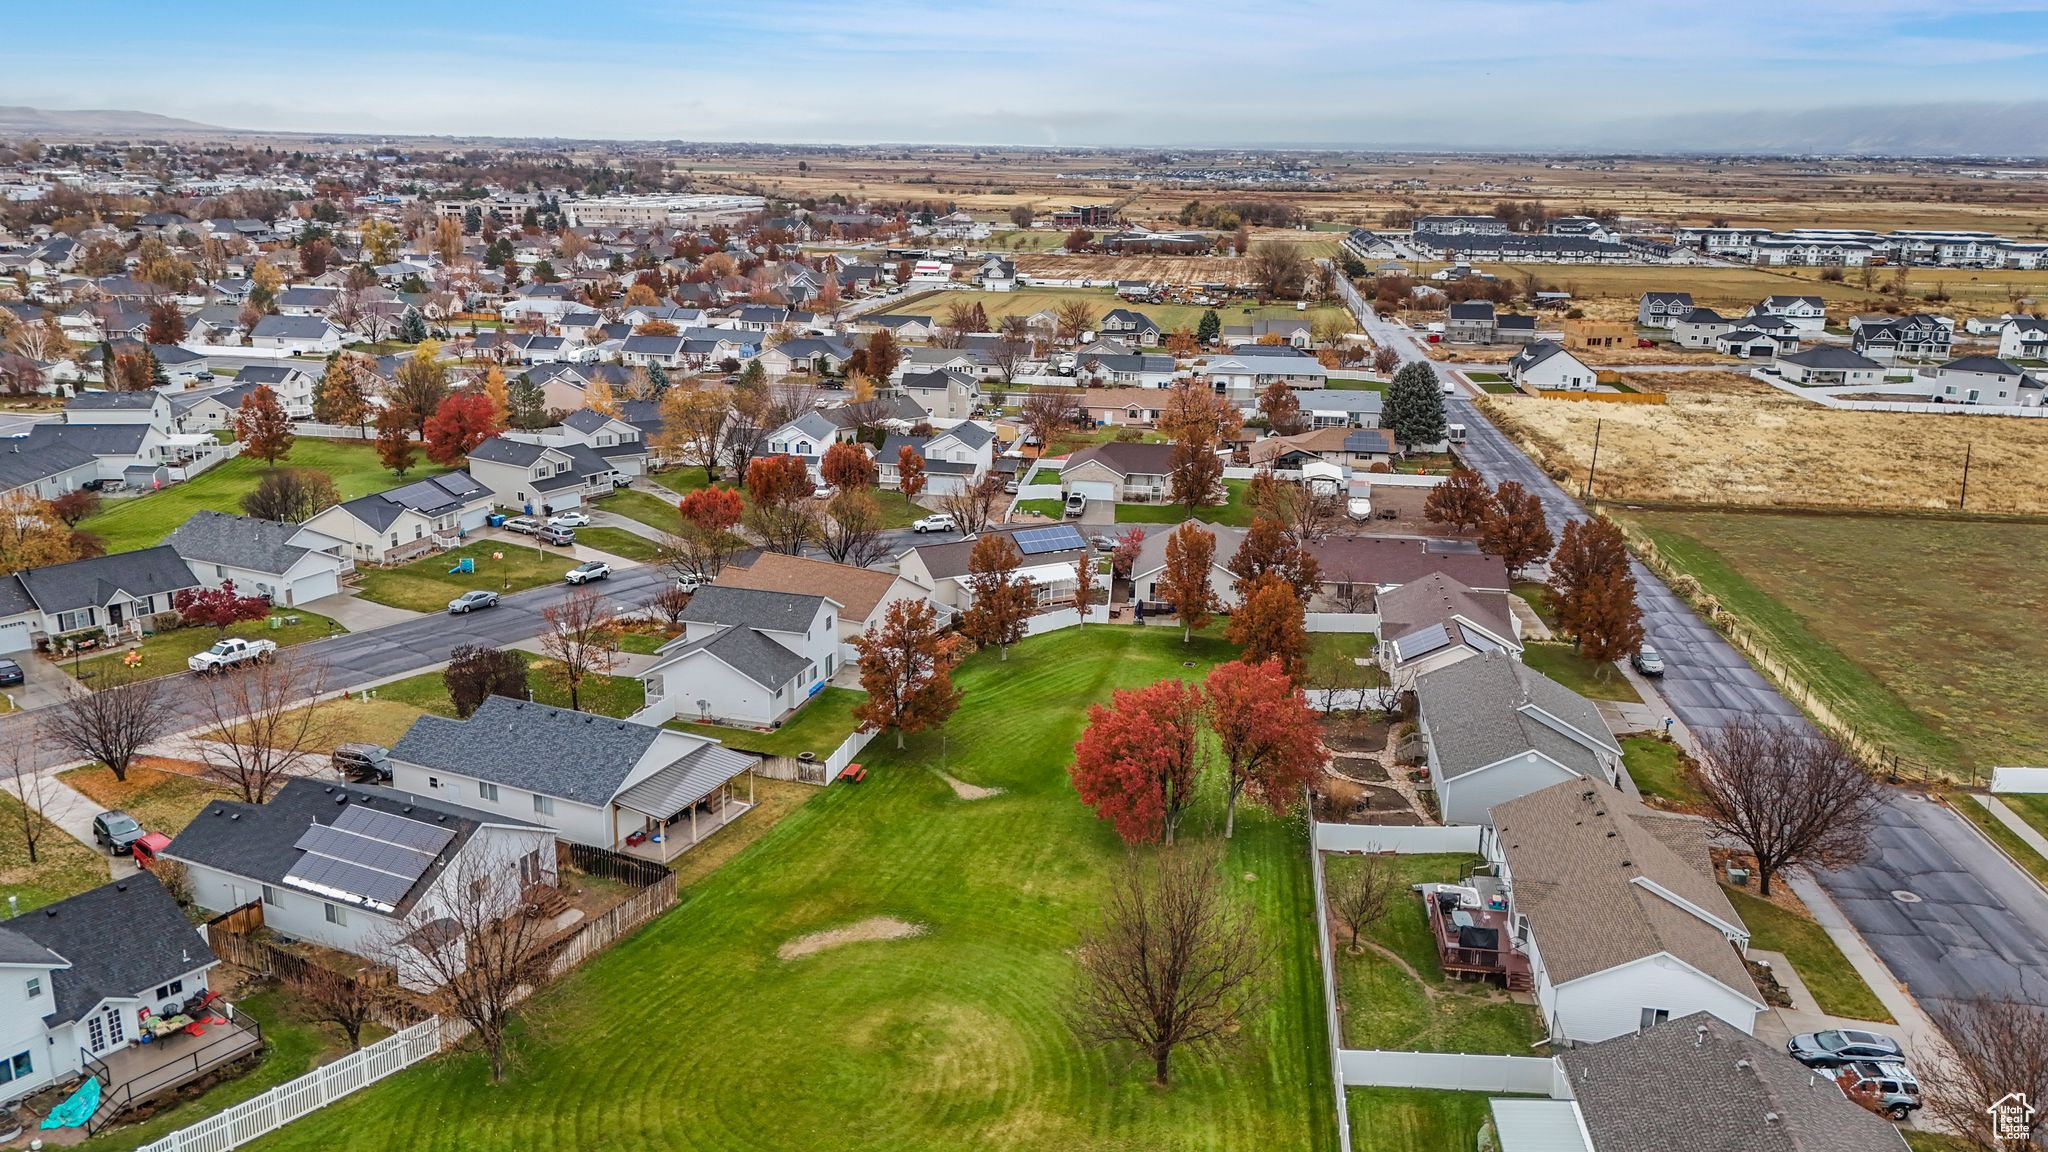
934,770,1005,800
778,916,927,960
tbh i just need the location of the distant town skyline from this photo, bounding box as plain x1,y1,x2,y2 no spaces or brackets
6,0,2048,151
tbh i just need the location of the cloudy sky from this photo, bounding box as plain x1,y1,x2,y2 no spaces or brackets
8,0,2048,146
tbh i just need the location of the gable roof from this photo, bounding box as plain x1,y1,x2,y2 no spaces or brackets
15,544,198,615
1492,778,1757,996
166,509,324,577
392,695,666,807
10,875,213,1024
1563,1013,1909,1152
716,552,907,622
676,584,833,633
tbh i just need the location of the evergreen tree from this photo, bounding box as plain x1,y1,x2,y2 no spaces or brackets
1196,309,1221,345
1381,361,1447,451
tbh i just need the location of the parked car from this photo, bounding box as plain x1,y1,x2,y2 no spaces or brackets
911,514,957,534
548,511,592,528
565,560,612,585
1064,493,1087,518
130,831,173,869
1631,643,1665,677
187,637,279,674
1787,1029,1905,1069
503,516,543,535
1835,1061,1922,1121
332,742,393,782
537,524,576,547
0,659,21,687
448,590,500,614
92,810,146,856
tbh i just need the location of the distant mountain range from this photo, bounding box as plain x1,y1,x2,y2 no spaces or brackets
0,105,229,135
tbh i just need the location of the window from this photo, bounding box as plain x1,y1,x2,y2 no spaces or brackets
324,902,347,927
533,794,555,817
262,884,281,907
478,782,499,802
1639,1008,1670,1031
24,977,40,1000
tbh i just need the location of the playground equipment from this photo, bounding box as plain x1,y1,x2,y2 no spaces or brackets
449,557,474,574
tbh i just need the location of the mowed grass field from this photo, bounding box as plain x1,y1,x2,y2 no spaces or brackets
878,286,1353,340
1615,508,2048,777
256,626,1336,1152
78,439,447,554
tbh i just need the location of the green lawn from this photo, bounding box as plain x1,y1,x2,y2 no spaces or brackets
77,439,448,554
1615,510,2033,779
354,543,573,612
1955,798,2048,889
0,791,108,913
1620,735,1704,809
672,686,866,758
1325,853,1540,1053
1115,479,1255,527
374,661,644,719
255,626,1334,1152
1723,887,1892,1023
574,526,661,562
1520,642,1640,703
71,609,343,680
1348,1088,1501,1152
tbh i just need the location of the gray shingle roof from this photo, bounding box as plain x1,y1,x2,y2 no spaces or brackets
16,544,197,615
1415,650,1618,781
391,695,662,807
10,875,214,1025
1564,1013,1908,1152
166,510,315,576
675,584,829,633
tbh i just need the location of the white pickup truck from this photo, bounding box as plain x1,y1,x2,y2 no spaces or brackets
187,637,278,674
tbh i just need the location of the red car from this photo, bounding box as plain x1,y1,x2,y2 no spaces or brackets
131,831,173,869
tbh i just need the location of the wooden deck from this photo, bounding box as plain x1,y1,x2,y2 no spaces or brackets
1426,896,1533,991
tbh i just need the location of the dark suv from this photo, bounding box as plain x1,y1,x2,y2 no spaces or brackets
332,743,392,782
1786,1028,1905,1069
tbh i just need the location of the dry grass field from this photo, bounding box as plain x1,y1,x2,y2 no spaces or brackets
1480,384,2048,513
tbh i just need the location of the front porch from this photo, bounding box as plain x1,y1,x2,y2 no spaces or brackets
613,744,759,863
86,1004,263,1129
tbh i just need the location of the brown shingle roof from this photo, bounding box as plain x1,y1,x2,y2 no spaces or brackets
715,553,905,623
1493,779,1759,998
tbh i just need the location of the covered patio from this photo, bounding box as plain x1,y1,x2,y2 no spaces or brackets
613,743,758,863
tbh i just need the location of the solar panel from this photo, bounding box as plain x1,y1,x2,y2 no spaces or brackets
1014,524,1085,556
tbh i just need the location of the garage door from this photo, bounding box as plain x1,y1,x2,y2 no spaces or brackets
0,620,30,654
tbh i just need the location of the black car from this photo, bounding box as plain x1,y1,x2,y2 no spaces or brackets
1786,1028,1905,1069
0,659,21,687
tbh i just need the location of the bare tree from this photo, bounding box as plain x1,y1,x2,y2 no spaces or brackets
376,848,557,1082
936,472,1009,536
3,728,52,864
538,588,620,712
1695,717,1881,896
1925,998,2048,1144
1330,850,1398,953
196,658,339,803
1071,846,1271,1086
45,671,177,783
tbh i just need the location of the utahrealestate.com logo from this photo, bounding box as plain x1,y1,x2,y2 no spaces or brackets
1988,1092,2036,1142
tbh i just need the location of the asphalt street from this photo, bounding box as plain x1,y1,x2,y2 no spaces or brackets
1333,273,2048,1011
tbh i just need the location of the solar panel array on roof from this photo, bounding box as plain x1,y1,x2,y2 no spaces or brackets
1013,524,1085,556
283,801,456,911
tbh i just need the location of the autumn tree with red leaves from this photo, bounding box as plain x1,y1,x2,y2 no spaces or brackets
961,533,1032,660
1547,515,1643,666
422,391,502,467
895,445,925,505
1205,658,1324,837
819,441,877,491
1160,521,1218,643
1478,480,1553,578
1423,467,1492,533
852,598,965,749
175,581,271,633
1226,573,1309,681
1069,677,1209,845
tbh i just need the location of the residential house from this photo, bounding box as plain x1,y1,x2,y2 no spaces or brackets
1930,355,2043,406
0,544,199,650
1851,313,1953,364
465,436,621,513
247,314,345,355
639,586,841,727
1996,316,2048,362
1670,308,1735,350
298,471,494,564
896,525,1094,615
389,696,755,863
1375,572,1521,691
1636,291,1692,328
165,778,559,991
1130,522,1248,610
165,509,354,608
232,363,318,419
1445,301,1497,344
1059,440,1177,504
1507,341,1597,391
1414,650,1622,826
1488,779,1764,1043
1776,346,1885,387
714,552,932,658
0,876,237,1106
1750,294,1828,334
896,368,982,421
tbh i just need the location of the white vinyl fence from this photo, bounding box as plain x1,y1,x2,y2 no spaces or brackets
1337,1050,1564,1095
1990,766,2048,793
1314,821,1486,855
135,1016,450,1152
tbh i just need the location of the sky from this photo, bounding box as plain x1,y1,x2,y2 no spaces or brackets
8,0,2048,147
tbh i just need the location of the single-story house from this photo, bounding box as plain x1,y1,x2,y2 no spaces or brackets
165,509,354,608
638,586,841,727
1414,650,1621,826
390,696,756,864
298,471,494,565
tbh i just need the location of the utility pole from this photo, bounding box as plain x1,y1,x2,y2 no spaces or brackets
1582,419,1603,502
1958,442,1973,510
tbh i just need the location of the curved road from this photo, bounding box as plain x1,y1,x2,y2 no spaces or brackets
1335,275,2048,1013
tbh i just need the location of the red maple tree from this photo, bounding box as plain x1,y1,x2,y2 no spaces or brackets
175,580,270,633
421,391,501,466
852,598,965,749
1069,678,1209,845
1205,658,1324,837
